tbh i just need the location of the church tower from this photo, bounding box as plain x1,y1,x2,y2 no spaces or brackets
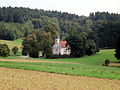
54,33,61,55
55,33,60,44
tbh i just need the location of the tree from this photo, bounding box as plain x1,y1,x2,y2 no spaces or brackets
13,11,24,23
12,46,19,55
22,33,39,58
22,38,31,56
0,44,10,57
115,36,120,60
87,31,100,52
29,49,39,58
43,24,58,41
6,13,14,22
22,30,53,58
66,28,87,57
85,40,97,55
42,35,53,58
97,21,120,48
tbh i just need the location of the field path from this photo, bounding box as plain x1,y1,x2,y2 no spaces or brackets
0,67,120,90
0,58,79,64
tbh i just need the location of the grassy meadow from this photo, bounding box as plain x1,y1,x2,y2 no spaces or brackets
0,39,22,56
0,39,120,79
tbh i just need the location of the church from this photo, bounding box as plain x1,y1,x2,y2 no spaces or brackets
52,35,71,55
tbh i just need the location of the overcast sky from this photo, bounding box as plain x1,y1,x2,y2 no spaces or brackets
0,0,120,16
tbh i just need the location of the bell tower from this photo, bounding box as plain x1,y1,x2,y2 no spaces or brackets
54,33,61,55
55,33,60,44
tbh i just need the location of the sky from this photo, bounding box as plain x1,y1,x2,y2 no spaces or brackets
0,0,120,16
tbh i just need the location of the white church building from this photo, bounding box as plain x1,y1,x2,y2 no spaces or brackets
52,35,71,55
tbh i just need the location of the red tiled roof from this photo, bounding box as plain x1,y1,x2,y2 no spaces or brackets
59,41,70,48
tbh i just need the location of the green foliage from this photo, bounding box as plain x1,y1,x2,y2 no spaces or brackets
12,46,19,55
22,29,53,58
22,48,28,56
85,40,97,55
52,54,70,58
115,37,120,60
43,24,58,41
0,7,120,51
0,22,33,40
97,21,120,48
0,22,19,40
66,29,87,57
66,27,98,57
0,44,10,57
22,33,39,58
43,43,53,58
29,49,39,58
104,59,110,66
89,12,120,21
22,38,31,56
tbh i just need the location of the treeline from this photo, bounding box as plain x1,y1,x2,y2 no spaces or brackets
89,12,120,21
0,7,85,23
0,7,120,49
0,22,33,40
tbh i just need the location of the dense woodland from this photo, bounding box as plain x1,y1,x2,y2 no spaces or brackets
0,7,120,57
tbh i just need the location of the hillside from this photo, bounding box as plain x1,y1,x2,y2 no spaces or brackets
0,7,120,49
0,39,22,56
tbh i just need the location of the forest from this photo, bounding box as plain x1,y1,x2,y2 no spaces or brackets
0,7,120,50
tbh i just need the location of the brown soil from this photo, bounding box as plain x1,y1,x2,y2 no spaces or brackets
0,67,120,90
0,58,79,64
109,63,120,67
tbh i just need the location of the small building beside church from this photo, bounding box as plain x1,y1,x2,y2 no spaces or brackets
52,35,71,55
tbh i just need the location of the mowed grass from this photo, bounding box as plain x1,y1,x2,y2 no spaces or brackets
0,61,120,80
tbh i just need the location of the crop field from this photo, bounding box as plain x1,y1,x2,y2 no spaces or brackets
0,67,120,90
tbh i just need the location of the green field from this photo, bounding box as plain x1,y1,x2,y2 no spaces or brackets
0,39,22,56
5,49,118,65
0,61,120,80
0,39,120,79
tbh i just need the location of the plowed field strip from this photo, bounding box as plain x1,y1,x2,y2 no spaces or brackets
0,67,120,90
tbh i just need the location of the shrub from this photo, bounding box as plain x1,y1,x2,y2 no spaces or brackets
52,54,70,59
104,59,110,66
12,46,19,55
115,37,120,60
0,44,10,57
43,44,53,59
29,49,39,58
22,47,29,56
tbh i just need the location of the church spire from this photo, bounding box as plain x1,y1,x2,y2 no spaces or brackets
55,33,60,44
